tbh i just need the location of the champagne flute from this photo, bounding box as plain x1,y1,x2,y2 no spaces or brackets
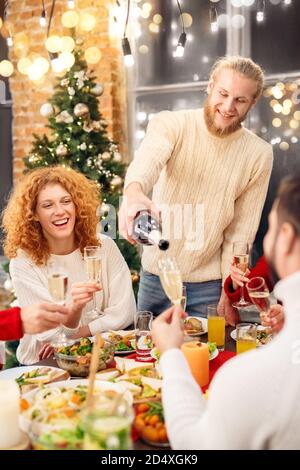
232,242,252,308
246,276,272,333
158,257,183,306
181,286,187,311
47,261,70,347
84,246,103,319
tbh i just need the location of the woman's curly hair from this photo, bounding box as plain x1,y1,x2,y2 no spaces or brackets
2,166,101,265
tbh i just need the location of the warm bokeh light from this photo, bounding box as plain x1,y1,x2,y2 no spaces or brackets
17,57,32,75
153,14,162,25
139,44,149,54
45,35,62,53
290,119,299,129
272,86,283,100
51,57,66,73
34,57,50,74
61,10,79,28
273,103,282,113
58,51,75,69
79,12,96,31
276,82,285,91
84,47,102,64
270,99,278,107
27,61,45,81
272,118,282,128
294,111,300,120
279,141,289,151
182,12,193,28
149,22,159,33
61,36,75,52
143,2,152,12
0,60,14,77
283,99,292,108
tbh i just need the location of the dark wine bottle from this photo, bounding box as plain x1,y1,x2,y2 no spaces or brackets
132,210,169,250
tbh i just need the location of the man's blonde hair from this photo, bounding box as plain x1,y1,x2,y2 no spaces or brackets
209,56,265,100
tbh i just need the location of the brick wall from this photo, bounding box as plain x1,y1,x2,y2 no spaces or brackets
6,0,128,180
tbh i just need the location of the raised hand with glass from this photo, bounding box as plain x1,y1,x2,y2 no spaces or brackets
246,276,272,333
232,242,252,308
84,246,103,319
47,261,70,347
158,256,183,307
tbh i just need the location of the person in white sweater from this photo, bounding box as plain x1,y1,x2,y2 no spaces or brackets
152,174,300,450
2,166,136,364
119,56,273,321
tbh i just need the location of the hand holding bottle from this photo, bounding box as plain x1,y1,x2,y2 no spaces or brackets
119,183,161,244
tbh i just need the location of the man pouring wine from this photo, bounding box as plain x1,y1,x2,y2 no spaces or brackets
119,56,273,319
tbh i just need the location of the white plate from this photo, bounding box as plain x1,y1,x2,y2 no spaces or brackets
0,365,68,382
183,317,208,336
209,348,219,361
102,330,136,355
230,325,270,347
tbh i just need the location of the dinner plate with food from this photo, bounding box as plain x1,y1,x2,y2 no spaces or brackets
230,325,273,346
19,379,133,435
0,366,70,393
183,317,208,336
102,330,136,355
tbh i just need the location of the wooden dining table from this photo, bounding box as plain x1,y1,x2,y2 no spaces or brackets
31,326,236,450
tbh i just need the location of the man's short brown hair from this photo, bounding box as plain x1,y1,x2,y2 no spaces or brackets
277,174,300,236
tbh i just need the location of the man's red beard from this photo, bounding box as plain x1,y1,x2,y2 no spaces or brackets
203,97,248,138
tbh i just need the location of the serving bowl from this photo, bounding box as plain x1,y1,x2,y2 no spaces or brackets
54,338,115,377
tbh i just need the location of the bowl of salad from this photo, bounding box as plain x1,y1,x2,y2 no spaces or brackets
54,337,115,377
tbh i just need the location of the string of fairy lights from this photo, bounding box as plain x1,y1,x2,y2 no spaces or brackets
0,0,298,149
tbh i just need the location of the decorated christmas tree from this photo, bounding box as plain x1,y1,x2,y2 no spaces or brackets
24,49,140,285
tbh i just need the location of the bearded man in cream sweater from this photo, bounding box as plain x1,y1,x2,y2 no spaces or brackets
119,56,273,319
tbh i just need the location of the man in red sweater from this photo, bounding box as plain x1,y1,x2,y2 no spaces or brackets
0,303,69,341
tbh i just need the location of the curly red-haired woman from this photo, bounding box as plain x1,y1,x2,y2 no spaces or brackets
2,166,136,364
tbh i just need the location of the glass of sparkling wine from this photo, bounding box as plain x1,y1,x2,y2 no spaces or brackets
84,246,103,318
134,311,153,361
181,286,187,312
47,261,69,347
232,242,252,308
246,276,272,332
158,257,183,307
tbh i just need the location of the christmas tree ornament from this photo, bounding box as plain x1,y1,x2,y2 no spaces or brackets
113,151,122,162
28,154,39,163
83,122,93,132
56,143,68,156
90,84,104,96
91,120,102,131
79,142,87,151
61,78,69,87
110,175,123,188
131,272,140,283
102,151,111,161
56,110,73,124
74,103,89,117
86,157,93,167
40,103,54,117
68,86,75,96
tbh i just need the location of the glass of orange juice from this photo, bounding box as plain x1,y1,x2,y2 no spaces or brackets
207,304,225,351
236,323,257,354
